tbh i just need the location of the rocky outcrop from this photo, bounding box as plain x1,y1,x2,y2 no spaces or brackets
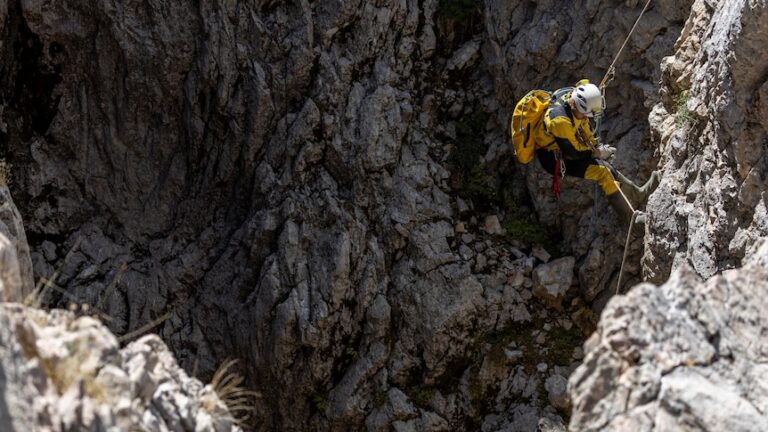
644,0,768,281
569,1,768,428
0,181,33,303
0,303,241,431
569,240,768,431
0,155,238,430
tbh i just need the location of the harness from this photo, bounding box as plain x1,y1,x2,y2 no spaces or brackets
543,89,596,199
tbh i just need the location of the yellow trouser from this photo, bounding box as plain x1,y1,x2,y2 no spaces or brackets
584,164,619,196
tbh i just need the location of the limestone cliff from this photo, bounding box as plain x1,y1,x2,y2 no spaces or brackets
570,0,768,429
0,304,242,432
0,182,240,431
3,0,762,430
644,0,768,281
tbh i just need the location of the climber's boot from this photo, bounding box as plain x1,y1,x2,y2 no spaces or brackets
615,170,661,207
607,192,646,229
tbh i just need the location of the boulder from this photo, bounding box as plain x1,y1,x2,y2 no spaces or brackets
484,215,504,236
545,374,569,410
532,257,575,310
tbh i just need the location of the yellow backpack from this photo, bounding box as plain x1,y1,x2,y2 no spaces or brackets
510,90,551,164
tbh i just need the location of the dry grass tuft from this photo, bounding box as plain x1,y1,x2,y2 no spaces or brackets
24,237,123,325
210,359,259,425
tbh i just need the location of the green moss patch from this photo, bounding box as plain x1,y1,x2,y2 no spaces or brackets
674,90,691,127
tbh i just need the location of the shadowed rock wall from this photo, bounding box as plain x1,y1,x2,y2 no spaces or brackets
0,0,693,429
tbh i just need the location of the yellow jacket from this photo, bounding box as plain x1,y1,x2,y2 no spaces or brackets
533,88,597,160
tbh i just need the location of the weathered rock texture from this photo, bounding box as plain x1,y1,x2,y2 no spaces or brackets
0,303,241,431
644,0,768,281
507,0,692,303
569,1,768,429
0,181,33,302
0,162,238,431
568,0,768,427
0,0,694,429
569,240,768,431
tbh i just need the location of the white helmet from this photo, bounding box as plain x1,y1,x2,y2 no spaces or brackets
571,83,604,118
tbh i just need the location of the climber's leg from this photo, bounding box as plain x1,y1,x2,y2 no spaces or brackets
607,190,646,228
560,158,619,196
583,163,619,196
614,169,661,207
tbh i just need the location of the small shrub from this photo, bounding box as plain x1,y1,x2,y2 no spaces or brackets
447,111,489,174
463,164,497,206
486,321,534,348
448,111,497,209
674,90,691,127
344,347,358,361
502,207,556,249
312,394,329,413
467,373,484,411
435,0,483,53
410,385,435,408
372,392,387,408
549,326,583,365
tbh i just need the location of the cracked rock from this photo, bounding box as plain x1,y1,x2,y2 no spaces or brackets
569,242,768,431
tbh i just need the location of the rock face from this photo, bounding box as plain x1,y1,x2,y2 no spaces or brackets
568,1,768,429
643,0,768,281
0,0,696,430
569,241,768,431
0,303,241,431
0,164,238,431
513,0,693,302
0,182,34,303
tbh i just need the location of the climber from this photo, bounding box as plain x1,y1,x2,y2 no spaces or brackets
531,80,660,227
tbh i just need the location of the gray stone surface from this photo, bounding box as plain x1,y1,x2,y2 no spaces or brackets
532,257,575,310
643,0,768,282
0,303,240,432
544,374,569,410
0,184,33,302
570,2,768,426
569,241,768,431
0,0,702,429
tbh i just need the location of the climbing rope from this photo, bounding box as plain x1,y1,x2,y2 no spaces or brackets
615,186,639,295
616,210,639,295
595,0,653,295
595,0,653,138
599,0,654,91
593,0,653,146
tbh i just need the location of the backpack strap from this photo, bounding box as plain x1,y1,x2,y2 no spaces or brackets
550,87,576,125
